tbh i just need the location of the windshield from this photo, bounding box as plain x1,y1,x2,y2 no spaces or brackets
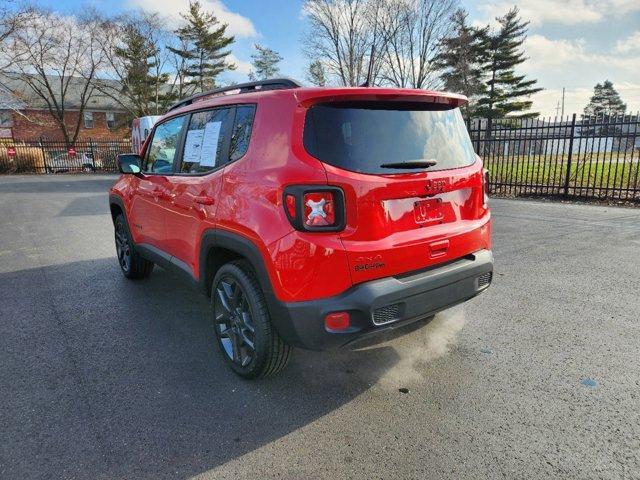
303,101,477,174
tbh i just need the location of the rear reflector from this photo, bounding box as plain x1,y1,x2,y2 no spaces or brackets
285,194,297,218
324,312,350,330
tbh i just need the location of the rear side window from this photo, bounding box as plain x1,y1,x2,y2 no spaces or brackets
181,108,232,173
230,105,256,161
145,115,186,173
303,102,477,174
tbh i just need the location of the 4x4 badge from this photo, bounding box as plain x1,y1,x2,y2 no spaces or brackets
354,254,385,272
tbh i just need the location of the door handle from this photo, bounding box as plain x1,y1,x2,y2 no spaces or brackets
194,195,215,206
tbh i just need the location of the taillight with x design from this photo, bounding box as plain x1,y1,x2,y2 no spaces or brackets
283,185,346,232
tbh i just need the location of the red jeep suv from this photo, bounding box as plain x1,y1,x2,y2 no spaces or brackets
110,79,492,378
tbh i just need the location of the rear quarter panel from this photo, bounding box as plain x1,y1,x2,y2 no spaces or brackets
214,93,352,302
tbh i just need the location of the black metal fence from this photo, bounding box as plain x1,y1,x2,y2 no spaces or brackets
0,139,132,174
2,113,640,204
468,113,640,202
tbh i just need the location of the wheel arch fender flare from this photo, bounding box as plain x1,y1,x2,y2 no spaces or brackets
198,229,298,345
198,229,275,297
108,194,126,225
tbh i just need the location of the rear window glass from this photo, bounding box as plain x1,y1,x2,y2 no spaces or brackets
303,101,477,174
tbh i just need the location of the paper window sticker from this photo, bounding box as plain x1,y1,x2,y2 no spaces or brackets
199,121,222,167
184,129,205,164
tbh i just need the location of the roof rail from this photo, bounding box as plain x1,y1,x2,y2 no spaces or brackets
167,77,303,112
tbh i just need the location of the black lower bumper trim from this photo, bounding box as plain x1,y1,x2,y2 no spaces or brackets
271,249,493,350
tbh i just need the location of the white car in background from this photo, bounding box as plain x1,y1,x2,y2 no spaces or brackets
131,116,161,154
46,152,98,173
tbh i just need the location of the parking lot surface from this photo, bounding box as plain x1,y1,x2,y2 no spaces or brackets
1,175,639,479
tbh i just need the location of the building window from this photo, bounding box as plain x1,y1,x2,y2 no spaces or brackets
83,111,94,129
106,112,116,129
0,110,13,128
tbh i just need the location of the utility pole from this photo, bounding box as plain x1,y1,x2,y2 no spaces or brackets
555,100,561,117
561,87,565,118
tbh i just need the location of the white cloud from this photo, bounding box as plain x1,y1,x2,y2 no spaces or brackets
607,0,640,14
523,34,640,73
127,0,257,38
476,0,640,26
615,31,640,54
228,54,252,75
523,35,587,68
517,35,640,115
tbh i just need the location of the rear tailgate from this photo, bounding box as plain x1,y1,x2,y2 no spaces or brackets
325,162,489,284
301,94,491,285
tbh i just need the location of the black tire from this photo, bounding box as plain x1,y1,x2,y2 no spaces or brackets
114,213,154,279
211,260,292,379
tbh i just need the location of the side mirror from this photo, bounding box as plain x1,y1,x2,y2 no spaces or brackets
117,154,142,174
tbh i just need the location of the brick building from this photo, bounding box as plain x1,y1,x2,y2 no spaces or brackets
0,73,129,142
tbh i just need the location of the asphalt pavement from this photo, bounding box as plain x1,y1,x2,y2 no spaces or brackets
1,174,639,479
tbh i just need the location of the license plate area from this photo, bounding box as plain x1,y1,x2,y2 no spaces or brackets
413,198,444,225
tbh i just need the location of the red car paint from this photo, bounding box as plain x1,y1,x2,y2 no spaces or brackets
110,86,491,304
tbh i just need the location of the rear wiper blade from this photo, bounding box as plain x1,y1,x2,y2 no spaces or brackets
379,160,438,169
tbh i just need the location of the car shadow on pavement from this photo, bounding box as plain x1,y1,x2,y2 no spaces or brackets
0,257,401,479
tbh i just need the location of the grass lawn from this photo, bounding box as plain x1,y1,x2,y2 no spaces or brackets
484,153,640,191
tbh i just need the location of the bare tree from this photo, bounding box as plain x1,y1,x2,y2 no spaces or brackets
303,0,377,86
303,0,456,88
99,11,173,117
6,8,109,145
0,2,35,70
379,0,457,89
0,1,24,42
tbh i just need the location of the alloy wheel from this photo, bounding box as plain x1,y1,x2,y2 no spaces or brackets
115,221,131,272
214,277,256,367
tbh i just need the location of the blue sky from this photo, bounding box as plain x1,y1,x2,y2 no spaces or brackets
36,0,640,116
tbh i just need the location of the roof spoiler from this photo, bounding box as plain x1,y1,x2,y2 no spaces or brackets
167,78,303,112
295,88,468,108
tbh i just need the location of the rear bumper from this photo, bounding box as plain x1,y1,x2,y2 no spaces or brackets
271,249,493,350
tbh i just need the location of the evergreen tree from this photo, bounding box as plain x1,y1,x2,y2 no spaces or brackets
114,21,170,116
476,7,542,119
167,0,235,93
306,59,327,86
433,9,488,117
583,80,627,117
248,44,282,81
